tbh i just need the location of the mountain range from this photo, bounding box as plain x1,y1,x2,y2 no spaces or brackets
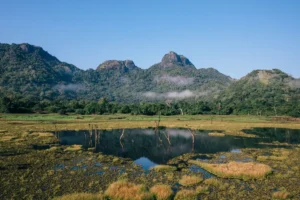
0,43,299,108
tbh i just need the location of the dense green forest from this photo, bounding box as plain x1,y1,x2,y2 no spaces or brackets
0,43,299,117
0,95,299,117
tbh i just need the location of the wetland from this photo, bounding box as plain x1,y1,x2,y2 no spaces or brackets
0,114,300,199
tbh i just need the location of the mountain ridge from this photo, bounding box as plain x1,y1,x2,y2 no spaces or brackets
0,43,298,108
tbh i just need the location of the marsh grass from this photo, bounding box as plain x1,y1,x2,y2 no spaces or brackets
196,185,209,194
0,135,15,141
105,180,154,200
65,145,82,151
31,132,54,137
150,184,173,200
257,149,290,162
54,192,105,200
174,189,198,200
151,165,177,172
208,132,225,137
189,160,272,180
257,155,286,161
178,175,203,186
203,178,221,187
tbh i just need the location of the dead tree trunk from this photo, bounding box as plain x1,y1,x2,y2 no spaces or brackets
162,131,171,145
120,129,125,140
179,108,184,115
189,129,195,152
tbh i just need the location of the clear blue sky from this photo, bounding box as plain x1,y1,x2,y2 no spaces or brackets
1,0,299,78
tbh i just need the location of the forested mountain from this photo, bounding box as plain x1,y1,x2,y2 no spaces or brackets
218,69,300,116
0,43,232,102
0,43,299,116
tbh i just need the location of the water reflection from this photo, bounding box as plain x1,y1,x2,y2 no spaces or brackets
243,128,300,144
57,128,300,165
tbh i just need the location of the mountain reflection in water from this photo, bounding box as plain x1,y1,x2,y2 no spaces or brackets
57,128,300,164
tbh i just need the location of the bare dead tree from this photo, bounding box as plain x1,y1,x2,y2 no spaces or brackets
179,108,184,115
217,103,221,115
120,140,124,152
162,130,171,145
189,129,195,152
120,129,125,140
154,112,161,132
53,122,58,139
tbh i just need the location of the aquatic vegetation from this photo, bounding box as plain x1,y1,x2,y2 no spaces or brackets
272,191,291,199
174,189,198,200
178,175,203,186
54,192,105,200
105,180,154,200
208,132,225,137
150,184,173,200
189,160,272,180
151,165,177,172
1,117,300,199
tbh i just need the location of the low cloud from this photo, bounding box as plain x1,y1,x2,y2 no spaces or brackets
166,129,192,139
143,90,196,100
54,84,86,92
154,75,194,86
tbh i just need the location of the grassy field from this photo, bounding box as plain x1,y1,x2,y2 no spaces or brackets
1,114,299,138
0,113,276,122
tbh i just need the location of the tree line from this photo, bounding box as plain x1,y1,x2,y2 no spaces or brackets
0,95,299,117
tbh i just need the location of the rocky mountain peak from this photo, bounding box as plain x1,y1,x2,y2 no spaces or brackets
96,60,138,71
160,51,195,68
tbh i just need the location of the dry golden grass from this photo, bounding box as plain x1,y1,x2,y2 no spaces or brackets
189,160,272,180
64,144,82,151
150,184,173,200
272,191,291,199
178,175,203,186
31,132,54,137
54,193,105,200
208,132,225,137
2,114,299,137
174,189,198,200
105,181,154,200
151,165,177,172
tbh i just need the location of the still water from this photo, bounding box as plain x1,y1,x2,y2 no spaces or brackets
56,128,300,169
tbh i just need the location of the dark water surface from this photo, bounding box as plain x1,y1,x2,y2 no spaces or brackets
56,128,300,169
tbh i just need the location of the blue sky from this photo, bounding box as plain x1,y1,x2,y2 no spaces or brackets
0,0,299,78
